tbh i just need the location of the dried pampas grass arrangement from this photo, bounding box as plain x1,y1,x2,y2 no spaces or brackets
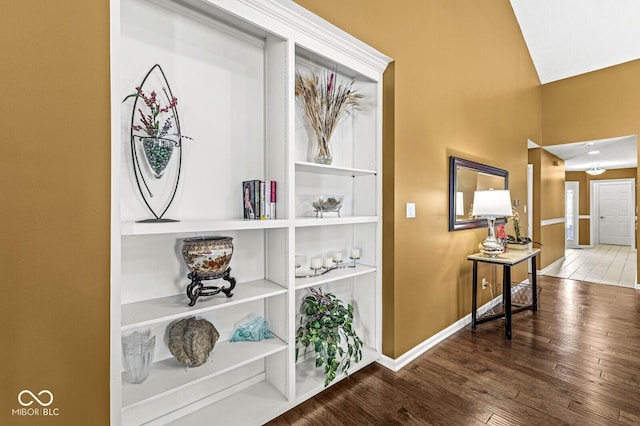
295,69,363,164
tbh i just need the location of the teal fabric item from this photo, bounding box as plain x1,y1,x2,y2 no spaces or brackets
230,315,274,342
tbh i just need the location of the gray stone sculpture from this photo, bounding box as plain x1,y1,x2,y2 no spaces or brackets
168,317,220,367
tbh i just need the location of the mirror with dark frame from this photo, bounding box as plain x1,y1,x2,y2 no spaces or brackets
448,156,509,231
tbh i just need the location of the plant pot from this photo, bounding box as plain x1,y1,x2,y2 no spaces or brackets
507,242,532,250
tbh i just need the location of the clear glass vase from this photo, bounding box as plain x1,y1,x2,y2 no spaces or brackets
142,137,174,179
313,134,333,165
122,333,155,384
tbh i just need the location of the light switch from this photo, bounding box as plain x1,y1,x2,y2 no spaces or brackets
406,202,416,218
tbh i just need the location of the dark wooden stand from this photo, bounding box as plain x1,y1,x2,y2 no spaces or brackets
186,268,236,306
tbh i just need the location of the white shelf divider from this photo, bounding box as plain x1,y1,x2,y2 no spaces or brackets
121,219,289,236
162,379,289,426
295,161,376,177
294,216,379,227
295,264,376,290
122,279,286,330
294,345,378,401
123,338,287,409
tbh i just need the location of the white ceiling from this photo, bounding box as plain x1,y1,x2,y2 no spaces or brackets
511,1,640,171
510,0,640,84
541,136,637,172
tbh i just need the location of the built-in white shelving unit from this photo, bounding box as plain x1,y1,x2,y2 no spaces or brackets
110,0,390,424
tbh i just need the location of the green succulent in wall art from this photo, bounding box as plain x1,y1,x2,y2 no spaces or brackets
296,287,363,387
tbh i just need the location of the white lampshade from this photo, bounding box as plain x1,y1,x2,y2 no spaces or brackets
472,190,512,218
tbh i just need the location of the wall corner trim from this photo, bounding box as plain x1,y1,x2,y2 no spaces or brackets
540,256,567,275
376,295,503,372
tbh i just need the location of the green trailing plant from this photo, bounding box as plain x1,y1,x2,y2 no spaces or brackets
296,287,363,387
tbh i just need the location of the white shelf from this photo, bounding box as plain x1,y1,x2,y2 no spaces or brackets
165,379,288,426
295,345,378,401
112,0,389,423
294,216,379,227
122,279,286,330
122,338,287,409
295,264,376,290
295,161,376,177
121,219,289,236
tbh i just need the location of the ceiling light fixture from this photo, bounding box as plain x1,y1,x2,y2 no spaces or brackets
586,164,605,175
588,150,600,155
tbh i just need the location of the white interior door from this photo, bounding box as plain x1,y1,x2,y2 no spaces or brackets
565,181,579,248
597,181,633,246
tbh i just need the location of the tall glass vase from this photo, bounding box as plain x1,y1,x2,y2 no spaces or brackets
314,134,333,165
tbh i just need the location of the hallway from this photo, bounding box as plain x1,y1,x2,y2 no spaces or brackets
543,244,637,288
268,275,640,425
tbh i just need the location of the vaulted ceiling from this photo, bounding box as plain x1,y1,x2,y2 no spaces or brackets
510,0,640,84
510,0,640,170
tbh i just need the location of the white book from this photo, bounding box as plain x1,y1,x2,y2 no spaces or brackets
264,180,271,219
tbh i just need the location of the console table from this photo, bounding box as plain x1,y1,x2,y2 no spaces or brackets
468,248,540,339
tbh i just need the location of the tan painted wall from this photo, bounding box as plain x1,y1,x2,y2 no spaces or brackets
543,61,640,274
1,1,544,420
566,168,637,246
295,0,541,358
527,148,565,269
542,61,640,146
1,1,110,424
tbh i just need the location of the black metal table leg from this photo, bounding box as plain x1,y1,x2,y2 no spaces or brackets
531,254,538,311
504,265,512,340
472,260,478,330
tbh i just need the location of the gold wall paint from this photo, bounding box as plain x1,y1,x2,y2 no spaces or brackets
542,61,640,146
566,168,637,246
528,148,565,268
295,0,541,357
0,1,546,418
1,1,110,424
543,61,640,273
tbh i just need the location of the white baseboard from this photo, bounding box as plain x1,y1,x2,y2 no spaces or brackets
539,256,566,275
377,294,502,372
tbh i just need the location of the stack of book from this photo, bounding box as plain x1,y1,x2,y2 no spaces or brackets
242,180,276,220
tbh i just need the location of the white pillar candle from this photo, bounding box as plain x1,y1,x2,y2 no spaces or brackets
310,258,322,269
323,257,333,268
350,248,360,259
333,252,343,262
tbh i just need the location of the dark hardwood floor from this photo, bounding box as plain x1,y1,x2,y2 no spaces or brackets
268,276,640,425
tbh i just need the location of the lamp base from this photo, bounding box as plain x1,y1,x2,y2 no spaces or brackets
478,216,505,257
480,248,503,258
479,239,504,257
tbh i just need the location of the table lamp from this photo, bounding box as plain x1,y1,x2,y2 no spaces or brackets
472,189,512,257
